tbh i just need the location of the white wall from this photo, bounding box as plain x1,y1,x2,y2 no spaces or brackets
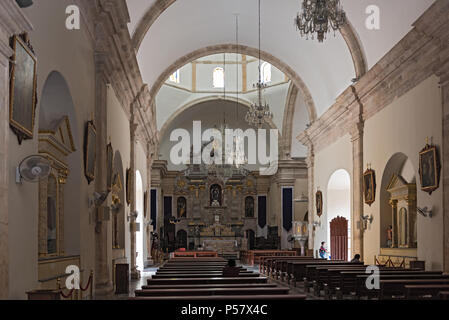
363,75,443,269
7,0,96,299
313,135,353,254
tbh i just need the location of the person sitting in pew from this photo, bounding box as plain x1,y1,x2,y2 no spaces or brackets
223,259,241,277
351,254,361,263
319,242,328,259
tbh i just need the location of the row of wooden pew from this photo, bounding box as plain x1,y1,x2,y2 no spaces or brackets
132,257,307,300
259,255,449,300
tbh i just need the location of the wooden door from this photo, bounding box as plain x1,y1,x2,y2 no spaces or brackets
330,216,348,261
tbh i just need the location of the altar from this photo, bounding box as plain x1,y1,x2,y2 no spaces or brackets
202,240,238,255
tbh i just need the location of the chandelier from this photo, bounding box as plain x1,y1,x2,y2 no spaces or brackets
245,0,273,129
295,0,346,43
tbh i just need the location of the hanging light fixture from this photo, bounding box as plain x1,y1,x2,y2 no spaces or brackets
295,0,346,43
245,0,273,129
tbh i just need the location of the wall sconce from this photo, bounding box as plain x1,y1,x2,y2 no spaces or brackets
88,191,108,208
294,193,309,203
127,210,138,222
417,206,433,218
361,214,374,230
312,220,321,228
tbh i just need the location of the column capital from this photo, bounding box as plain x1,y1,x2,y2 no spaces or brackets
350,121,364,142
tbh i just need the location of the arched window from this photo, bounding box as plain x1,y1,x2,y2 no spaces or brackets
213,67,224,88
261,62,271,84
169,69,180,83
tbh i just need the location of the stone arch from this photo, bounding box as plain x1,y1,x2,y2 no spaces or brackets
281,83,299,159
149,44,317,123
158,96,278,144
132,1,367,78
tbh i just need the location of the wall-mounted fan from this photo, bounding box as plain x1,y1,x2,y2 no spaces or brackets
16,155,51,184
15,0,33,8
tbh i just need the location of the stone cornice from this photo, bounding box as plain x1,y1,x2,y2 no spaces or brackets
297,0,449,153
0,0,33,38
92,0,158,149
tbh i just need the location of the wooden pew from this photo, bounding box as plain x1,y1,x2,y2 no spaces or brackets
132,294,307,301
378,278,449,299
242,250,297,266
135,287,291,297
290,261,356,287
258,256,313,274
351,274,449,299
263,257,316,279
152,273,260,279
306,264,365,295
438,291,449,300
142,283,279,290
335,270,442,299
404,284,449,300
147,277,269,286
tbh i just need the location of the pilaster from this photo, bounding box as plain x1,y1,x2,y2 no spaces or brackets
0,0,32,299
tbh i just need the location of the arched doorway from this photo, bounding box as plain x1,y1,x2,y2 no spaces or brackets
136,171,144,271
327,169,351,260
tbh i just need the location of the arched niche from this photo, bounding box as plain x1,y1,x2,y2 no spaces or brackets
380,153,417,249
326,169,351,260
38,71,80,257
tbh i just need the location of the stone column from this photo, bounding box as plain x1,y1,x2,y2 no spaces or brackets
145,143,153,266
441,69,449,273
306,149,315,251
0,0,33,299
350,122,365,259
94,54,112,294
129,105,140,279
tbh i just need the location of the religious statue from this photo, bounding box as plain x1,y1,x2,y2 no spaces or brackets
245,196,254,217
177,196,187,218
210,184,222,207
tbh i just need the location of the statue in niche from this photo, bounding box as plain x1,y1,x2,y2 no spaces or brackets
210,184,222,207
245,196,254,218
177,197,187,218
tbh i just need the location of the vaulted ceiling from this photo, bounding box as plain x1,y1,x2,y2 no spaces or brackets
126,0,435,118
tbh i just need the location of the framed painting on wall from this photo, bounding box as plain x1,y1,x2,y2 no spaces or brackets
9,34,37,144
144,191,148,219
363,168,376,206
83,121,96,184
419,143,441,195
106,143,114,192
316,190,323,218
126,168,131,206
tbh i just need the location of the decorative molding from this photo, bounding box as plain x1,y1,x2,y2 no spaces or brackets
298,0,449,154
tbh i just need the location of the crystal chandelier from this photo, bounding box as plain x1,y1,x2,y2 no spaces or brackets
245,0,273,129
295,0,346,43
